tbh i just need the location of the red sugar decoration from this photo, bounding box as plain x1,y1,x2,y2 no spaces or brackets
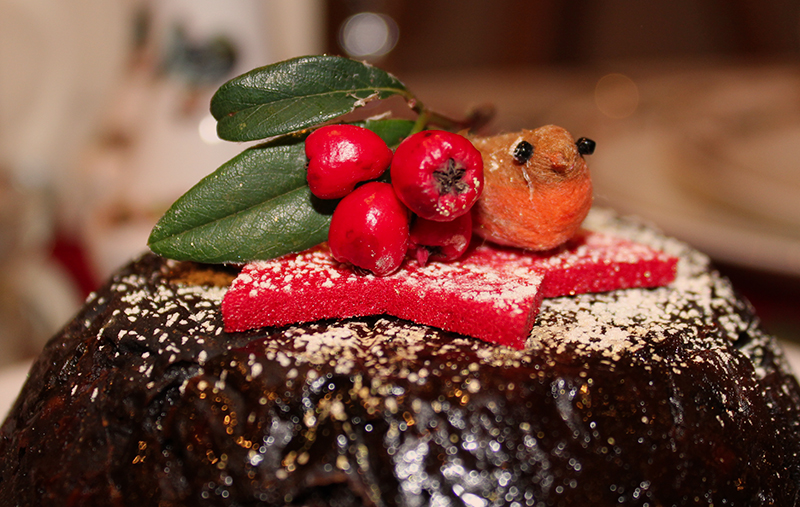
222,231,678,349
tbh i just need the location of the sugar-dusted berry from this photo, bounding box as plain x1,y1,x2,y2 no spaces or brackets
390,130,483,222
305,124,393,199
409,213,472,265
328,182,409,276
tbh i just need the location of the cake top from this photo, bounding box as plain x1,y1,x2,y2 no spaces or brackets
143,55,682,348
530,208,752,360
103,207,755,382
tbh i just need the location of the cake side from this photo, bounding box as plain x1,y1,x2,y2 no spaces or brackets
1,210,799,506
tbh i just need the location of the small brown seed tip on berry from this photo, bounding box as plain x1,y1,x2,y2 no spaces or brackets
391,130,483,222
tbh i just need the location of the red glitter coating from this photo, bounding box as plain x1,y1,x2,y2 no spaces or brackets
222,231,678,349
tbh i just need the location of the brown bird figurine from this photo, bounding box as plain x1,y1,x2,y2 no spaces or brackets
471,125,595,251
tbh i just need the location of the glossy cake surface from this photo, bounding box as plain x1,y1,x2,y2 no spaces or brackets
1,209,799,506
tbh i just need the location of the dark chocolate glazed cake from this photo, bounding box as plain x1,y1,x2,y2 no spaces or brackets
2,208,800,506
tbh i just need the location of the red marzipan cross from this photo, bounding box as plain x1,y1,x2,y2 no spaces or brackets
222,231,677,349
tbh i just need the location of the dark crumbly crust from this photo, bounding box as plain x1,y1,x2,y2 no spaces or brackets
2,210,800,506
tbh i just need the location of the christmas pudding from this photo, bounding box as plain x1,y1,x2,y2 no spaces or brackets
1,56,799,506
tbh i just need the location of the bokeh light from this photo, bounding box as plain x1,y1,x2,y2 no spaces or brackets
339,12,399,60
594,73,639,119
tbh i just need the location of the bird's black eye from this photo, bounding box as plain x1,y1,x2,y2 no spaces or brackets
576,137,596,156
513,140,534,164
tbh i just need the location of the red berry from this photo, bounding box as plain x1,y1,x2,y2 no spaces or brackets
305,124,393,199
409,212,472,266
328,182,409,276
390,130,483,222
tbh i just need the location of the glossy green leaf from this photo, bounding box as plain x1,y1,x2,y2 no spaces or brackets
210,55,412,142
148,137,331,263
147,119,415,264
361,118,415,148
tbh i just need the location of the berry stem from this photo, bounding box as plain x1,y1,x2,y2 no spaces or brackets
409,102,495,136
410,107,430,135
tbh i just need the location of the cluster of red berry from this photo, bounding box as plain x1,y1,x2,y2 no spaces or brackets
305,125,484,276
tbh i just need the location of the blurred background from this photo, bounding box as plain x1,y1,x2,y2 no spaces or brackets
1,0,800,371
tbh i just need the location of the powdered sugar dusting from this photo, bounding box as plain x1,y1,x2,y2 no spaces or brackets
223,243,549,348
83,208,771,382
92,266,233,396
527,208,753,360
223,212,677,349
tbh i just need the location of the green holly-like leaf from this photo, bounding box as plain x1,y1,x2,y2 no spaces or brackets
362,118,416,148
148,119,414,264
211,55,412,142
148,137,323,263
